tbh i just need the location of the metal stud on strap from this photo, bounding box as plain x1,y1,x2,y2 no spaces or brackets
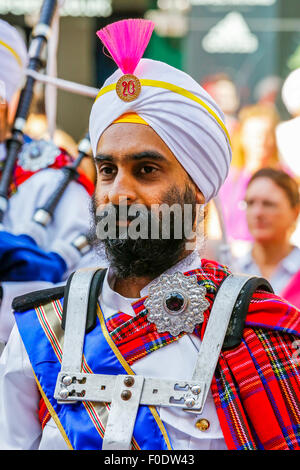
102,375,145,450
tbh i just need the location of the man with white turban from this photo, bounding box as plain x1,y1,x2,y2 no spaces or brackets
0,19,299,451
0,19,99,354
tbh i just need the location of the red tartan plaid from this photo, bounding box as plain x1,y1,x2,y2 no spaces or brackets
38,396,50,430
106,310,184,365
212,328,300,449
38,258,300,450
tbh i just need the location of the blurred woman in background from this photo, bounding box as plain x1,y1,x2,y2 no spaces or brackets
236,168,300,306
218,103,282,247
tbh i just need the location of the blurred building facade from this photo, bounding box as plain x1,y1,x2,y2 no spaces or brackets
185,0,300,113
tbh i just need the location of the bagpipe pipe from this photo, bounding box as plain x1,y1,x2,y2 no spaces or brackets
0,0,59,224
32,131,93,255
33,133,91,230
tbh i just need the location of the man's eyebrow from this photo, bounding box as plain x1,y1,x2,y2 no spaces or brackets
126,151,167,162
95,153,114,162
95,151,167,163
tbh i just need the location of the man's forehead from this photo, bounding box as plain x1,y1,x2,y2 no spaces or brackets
96,122,177,163
95,150,169,164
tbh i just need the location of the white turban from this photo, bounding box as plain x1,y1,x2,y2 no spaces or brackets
0,19,28,102
89,58,231,203
281,68,300,116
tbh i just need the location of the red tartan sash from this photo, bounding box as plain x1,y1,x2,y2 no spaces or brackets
38,259,300,449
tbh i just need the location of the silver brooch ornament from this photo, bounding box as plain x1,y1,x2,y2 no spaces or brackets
144,272,210,336
18,139,60,171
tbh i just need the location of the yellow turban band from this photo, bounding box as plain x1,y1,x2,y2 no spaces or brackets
113,112,149,126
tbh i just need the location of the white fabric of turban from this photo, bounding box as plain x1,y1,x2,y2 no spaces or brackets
0,19,28,102
281,68,300,116
89,58,232,203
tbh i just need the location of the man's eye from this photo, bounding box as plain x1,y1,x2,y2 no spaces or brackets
140,166,157,174
100,166,115,175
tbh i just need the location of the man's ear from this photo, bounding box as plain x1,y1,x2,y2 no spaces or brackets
7,90,20,127
195,188,205,205
0,99,8,142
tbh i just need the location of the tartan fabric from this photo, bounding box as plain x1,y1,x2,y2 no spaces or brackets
38,258,300,449
106,309,184,365
244,289,299,335
212,328,300,450
38,397,51,431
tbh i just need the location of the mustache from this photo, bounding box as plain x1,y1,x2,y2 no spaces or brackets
95,203,151,224
94,202,157,240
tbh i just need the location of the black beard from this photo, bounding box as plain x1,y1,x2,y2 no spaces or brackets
89,185,197,279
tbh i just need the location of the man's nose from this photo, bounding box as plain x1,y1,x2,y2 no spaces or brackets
108,171,137,206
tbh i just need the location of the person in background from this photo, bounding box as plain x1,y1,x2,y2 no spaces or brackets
0,19,100,353
218,103,283,254
24,89,97,186
201,73,240,137
24,87,78,158
253,75,282,107
200,74,240,264
235,168,300,305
